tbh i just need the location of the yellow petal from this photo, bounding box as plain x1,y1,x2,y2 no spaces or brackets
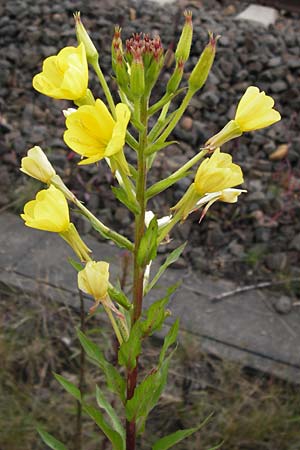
105,103,131,157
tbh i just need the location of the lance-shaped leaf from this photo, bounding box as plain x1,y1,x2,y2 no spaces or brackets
145,140,177,156
142,297,169,337
159,319,179,365
118,321,142,370
146,171,190,199
126,349,176,435
83,404,125,450
137,216,158,267
111,186,140,215
145,243,186,295
77,329,126,402
54,373,81,401
95,386,125,444
37,428,68,450
152,413,214,450
108,285,132,310
67,257,84,272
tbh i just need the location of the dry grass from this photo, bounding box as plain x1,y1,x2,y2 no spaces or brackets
0,285,300,450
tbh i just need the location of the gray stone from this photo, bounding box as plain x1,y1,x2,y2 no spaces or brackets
235,5,278,27
270,81,288,93
273,296,293,315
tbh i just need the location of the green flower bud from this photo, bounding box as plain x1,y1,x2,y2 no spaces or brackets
166,59,184,94
175,10,193,63
74,12,98,65
188,32,218,94
130,50,145,99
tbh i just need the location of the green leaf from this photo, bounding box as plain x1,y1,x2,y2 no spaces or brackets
145,243,186,295
95,385,125,442
67,257,84,272
152,413,214,450
146,171,190,199
142,297,169,337
83,404,124,450
137,216,158,267
126,349,176,434
159,319,179,365
108,285,132,310
77,330,126,402
37,428,68,450
54,373,81,401
111,186,140,215
118,321,142,370
145,140,177,156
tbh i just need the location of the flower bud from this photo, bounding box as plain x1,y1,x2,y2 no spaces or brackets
166,59,184,94
74,11,98,65
115,50,130,92
112,26,123,71
206,86,281,149
175,10,193,63
78,261,109,302
130,50,145,99
20,146,56,184
188,32,217,94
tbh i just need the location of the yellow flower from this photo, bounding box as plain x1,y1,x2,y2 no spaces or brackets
235,86,281,131
194,148,243,195
206,86,281,149
63,99,131,168
21,185,91,261
20,146,56,184
32,43,88,100
171,150,244,222
78,261,109,301
21,185,70,232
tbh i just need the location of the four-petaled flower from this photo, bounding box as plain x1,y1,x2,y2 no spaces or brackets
33,43,88,100
206,86,281,149
194,148,244,195
21,185,70,232
78,261,110,302
63,99,131,167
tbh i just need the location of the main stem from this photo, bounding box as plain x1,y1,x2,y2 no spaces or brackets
126,96,148,450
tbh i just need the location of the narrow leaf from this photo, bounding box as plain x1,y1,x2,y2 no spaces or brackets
67,257,84,272
111,186,140,214
137,216,158,267
145,140,177,156
54,373,81,401
152,413,214,450
159,319,179,365
83,404,124,450
37,428,68,450
108,285,132,310
145,243,186,294
142,297,169,337
77,330,126,402
118,321,142,370
146,171,190,199
77,329,106,368
95,385,125,442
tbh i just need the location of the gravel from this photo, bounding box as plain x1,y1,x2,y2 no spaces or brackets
0,0,299,291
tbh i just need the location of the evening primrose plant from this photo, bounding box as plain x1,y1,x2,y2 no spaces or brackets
20,11,281,450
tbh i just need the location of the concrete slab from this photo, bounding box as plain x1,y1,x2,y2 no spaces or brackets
1,212,299,382
235,4,278,27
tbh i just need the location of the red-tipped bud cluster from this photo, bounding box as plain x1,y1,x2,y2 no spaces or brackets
125,33,163,67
